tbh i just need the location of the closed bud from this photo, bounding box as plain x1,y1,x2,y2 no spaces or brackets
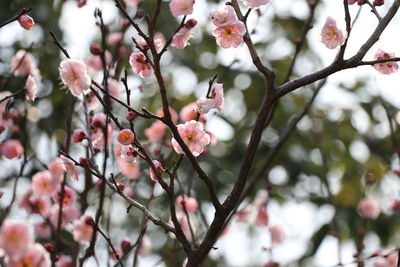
120,238,132,252
44,243,55,253
126,111,138,121
18,14,35,30
79,157,90,166
373,0,384,5
90,44,103,55
84,216,95,226
135,10,145,18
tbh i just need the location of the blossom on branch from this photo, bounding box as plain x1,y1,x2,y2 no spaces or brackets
210,5,237,27
57,155,80,181
129,52,152,78
212,22,246,48
171,120,210,157
320,16,345,49
24,75,37,101
59,59,91,97
373,49,399,74
18,14,34,30
169,0,195,16
171,19,197,49
241,0,271,8
196,83,224,114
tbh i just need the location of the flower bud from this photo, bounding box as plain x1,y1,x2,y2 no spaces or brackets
18,14,34,30
126,111,138,122
120,238,132,252
117,129,135,145
90,44,103,55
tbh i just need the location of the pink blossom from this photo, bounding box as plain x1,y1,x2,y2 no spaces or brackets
7,243,51,267
171,120,210,157
59,59,91,96
33,222,51,239
145,121,167,143
149,160,165,181
269,225,286,246
77,0,87,7
48,159,64,182
120,145,138,163
56,255,73,267
73,215,95,244
49,204,79,228
0,139,23,159
389,199,400,211
85,91,100,111
108,78,122,100
91,112,107,128
24,75,37,101
32,170,58,196
171,19,197,49
120,238,132,253
156,107,179,123
321,16,345,49
241,0,271,8
210,5,237,27
117,129,135,145
52,186,76,207
137,33,165,53
0,220,33,259
123,0,143,6
129,52,152,78
374,258,391,267
196,83,224,114
348,0,357,4
212,22,246,48
84,53,112,73
176,195,198,213
11,50,40,77
358,197,380,219
20,191,51,217
255,205,268,226
71,129,87,143
169,0,195,16
118,158,140,179
58,155,80,181
171,212,197,240
180,102,199,122
18,14,34,30
373,49,399,74
107,32,124,46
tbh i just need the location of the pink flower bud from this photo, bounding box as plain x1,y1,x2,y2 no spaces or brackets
176,195,198,213
358,198,380,219
126,111,138,121
389,199,400,211
120,238,132,252
117,129,135,145
18,14,34,30
0,139,24,159
72,129,87,143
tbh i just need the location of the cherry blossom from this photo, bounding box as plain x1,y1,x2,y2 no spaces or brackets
210,5,237,27
212,22,246,48
321,16,345,49
358,197,380,219
171,19,197,49
171,120,210,157
24,75,37,101
169,0,195,16
129,52,152,78
59,59,91,96
196,83,224,114
373,49,399,74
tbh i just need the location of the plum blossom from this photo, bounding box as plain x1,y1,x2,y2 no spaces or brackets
373,49,399,74
118,158,140,179
34,222,51,239
119,145,138,163
269,225,286,246
59,59,91,96
72,129,87,143
18,14,35,30
358,197,380,219
58,155,80,181
129,52,152,78
321,16,345,49
196,83,224,114
241,0,271,8
24,75,37,101
49,204,79,228
171,19,197,49
169,0,195,16
73,215,95,244
11,50,40,78
117,129,135,145
180,102,199,122
20,191,51,217
7,243,51,267
0,220,33,259
0,139,23,159
52,186,76,207
137,33,165,53
210,5,237,27
171,120,210,157
176,195,198,213
212,22,246,48
145,121,167,143
149,160,165,181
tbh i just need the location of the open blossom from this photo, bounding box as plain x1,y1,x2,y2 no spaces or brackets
0,139,23,159
321,16,345,49
212,22,246,48
119,145,138,163
373,49,399,74
210,5,237,27
50,204,79,228
118,158,140,179
7,243,51,267
58,155,80,181
176,195,198,213
269,225,286,246
24,75,37,101
18,14,35,30
180,102,199,122
117,129,135,145
73,215,95,244
34,222,51,239
241,0,271,8
358,197,380,219
84,51,112,73
53,186,76,207
59,59,91,96
149,160,165,181
32,170,58,195
171,120,210,157
11,50,40,77
196,83,224,114
171,19,197,49
137,33,165,53
0,220,33,259
129,52,152,78
145,121,167,142
169,0,195,16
